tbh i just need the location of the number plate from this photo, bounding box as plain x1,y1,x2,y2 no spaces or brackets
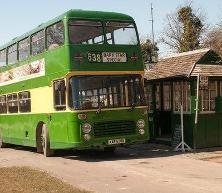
108,138,126,145
102,52,127,63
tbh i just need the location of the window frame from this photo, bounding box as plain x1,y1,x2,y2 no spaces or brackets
0,95,7,114
105,20,139,45
0,49,7,67
173,81,191,114
68,19,105,45
7,93,18,114
18,37,30,61
68,75,145,110
7,44,17,65
18,91,31,113
199,80,217,113
163,82,171,111
53,79,66,111
31,29,45,56
46,21,65,50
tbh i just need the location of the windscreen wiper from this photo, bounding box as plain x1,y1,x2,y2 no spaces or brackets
96,98,105,114
130,102,136,110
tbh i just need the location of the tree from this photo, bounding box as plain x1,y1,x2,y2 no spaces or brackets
140,38,158,64
204,23,222,57
161,4,205,53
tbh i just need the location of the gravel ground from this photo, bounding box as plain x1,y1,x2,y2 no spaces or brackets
0,166,90,193
1,144,222,193
185,147,222,163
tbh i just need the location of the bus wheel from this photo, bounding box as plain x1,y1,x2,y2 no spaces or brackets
41,124,54,157
104,147,116,153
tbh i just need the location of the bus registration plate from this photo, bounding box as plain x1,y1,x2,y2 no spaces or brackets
108,138,126,145
102,52,127,63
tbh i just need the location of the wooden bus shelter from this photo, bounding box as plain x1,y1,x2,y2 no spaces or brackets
144,48,222,148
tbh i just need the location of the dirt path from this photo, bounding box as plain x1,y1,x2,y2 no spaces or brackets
1,144,222,193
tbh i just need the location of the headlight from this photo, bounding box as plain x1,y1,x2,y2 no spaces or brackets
78,113,87,120
82,123,92,133
137,119,145,129
138,129,145,135
84,134,91,141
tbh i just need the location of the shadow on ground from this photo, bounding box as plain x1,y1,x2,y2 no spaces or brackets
56,143,181,162
7,143,180,162
8,143,222,163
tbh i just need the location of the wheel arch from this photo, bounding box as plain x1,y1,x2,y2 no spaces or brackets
36,121,45,153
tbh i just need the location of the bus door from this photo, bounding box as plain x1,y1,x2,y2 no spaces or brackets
153,82,172,139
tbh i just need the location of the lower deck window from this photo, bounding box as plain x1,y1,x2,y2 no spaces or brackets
0,95,7,114
7,93,18,113
18,91,31,112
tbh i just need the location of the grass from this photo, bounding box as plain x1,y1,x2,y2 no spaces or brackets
0,166,91,193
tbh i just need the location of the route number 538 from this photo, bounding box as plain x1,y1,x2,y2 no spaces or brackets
88,53,102,62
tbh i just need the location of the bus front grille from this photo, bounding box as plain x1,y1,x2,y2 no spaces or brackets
94,120,136,138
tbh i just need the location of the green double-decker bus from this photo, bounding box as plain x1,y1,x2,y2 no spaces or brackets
0,10,149,156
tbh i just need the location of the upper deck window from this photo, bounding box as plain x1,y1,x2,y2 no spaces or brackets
31,30,45,55
0,49,6,67
105,22,138,45
47,21,64,50
8,44,17,65
69,20,104,44
18,38,30,61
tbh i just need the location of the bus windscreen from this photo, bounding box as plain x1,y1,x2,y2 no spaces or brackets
69,20,104,44
68,20,138,45
69,75,145,110
105,22,138,45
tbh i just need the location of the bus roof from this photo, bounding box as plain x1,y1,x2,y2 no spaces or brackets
0,10,134,50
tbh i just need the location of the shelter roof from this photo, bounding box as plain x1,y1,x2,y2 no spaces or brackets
145,48,222,80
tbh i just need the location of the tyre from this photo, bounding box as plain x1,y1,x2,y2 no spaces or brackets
41,124,54,157
104,147,116,153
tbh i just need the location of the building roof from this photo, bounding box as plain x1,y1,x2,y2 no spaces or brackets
192,64,222,76
145,48,222,80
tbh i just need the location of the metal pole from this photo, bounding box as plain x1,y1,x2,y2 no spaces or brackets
181,104,184,152
150,3,155,46
195,74,200,124
174,88,192,152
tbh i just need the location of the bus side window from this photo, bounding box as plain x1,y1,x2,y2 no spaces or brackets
0,95,7,114
18,91,31,113
53,79,66,111
7,93,18,113
31,30,45,55
47,21,64,50
0,49,7,67
18,38,30,61
8,44,17,65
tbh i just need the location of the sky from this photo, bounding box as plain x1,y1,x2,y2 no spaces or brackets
1,0,222,55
